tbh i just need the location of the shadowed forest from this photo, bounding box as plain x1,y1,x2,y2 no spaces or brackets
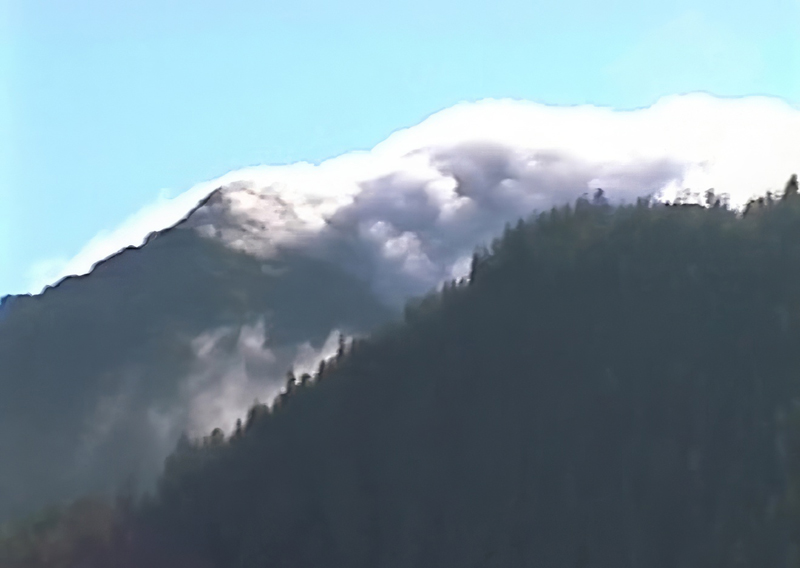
5,177,800,567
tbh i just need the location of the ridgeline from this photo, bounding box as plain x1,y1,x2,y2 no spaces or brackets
5,178,800,567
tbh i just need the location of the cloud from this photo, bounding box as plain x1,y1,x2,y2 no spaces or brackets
140,322,349,438
179,320,280,435
292,329,347,377
6,93,799,511
182,93,800,305
64,320,283,482
33,93,800,305
34,316,353,505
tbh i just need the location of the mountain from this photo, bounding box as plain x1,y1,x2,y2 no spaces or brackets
6,186,800,567
0,187,396,521
0,125,700,523
0,138,682,522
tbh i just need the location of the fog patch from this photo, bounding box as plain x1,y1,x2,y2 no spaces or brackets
150,324,355,439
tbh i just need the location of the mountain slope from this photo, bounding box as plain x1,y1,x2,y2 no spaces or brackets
41,190,800,568
0,195,396,521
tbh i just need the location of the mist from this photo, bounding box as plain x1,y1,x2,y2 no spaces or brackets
2,92,799,521
30,93,800,303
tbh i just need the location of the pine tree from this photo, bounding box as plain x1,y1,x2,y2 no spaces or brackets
783,174,798,200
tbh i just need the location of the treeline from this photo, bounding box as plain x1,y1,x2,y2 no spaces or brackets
5,176,800,567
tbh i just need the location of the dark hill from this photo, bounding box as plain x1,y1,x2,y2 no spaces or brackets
0,217,395,522
7,187,800,567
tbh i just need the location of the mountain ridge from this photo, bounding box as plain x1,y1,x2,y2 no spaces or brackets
0,188,225,310
0,184,396,521
7,191,800,566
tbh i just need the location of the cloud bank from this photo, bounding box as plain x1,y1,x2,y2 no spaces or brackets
32,92,800,305
184,92,800,305
4,93,799,514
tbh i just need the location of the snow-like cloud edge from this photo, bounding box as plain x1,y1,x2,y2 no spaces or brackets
24,92,800,297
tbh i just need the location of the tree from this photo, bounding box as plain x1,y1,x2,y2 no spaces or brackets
784,174,799,200
336,333,347,360
592,187,607,206
23,187,800,568
286,370,297,393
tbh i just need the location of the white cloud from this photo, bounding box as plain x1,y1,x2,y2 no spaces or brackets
178,319,281,435
153,323,348,437
35,93,800,303
15,93,800,496
292,329,345,378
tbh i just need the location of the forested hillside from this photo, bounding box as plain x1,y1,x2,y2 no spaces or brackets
5,177,800,567
0,212,394,522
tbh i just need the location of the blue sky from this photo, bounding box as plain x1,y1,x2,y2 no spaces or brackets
2,0,799,297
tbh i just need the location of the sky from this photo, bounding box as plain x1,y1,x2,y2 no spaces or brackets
2,0,799,298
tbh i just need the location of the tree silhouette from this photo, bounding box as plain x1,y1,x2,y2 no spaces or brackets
11,186,800,567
